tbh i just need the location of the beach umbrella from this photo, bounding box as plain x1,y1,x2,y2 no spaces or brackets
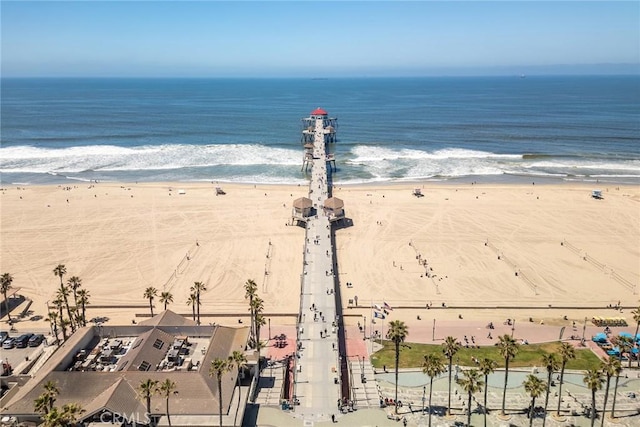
606,347,620,356
619,332,633,339
635,334,640,343
592,333,607,343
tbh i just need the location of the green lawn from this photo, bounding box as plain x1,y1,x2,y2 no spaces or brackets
370,340,602,371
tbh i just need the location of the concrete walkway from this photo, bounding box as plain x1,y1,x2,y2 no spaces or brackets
290,114,342,423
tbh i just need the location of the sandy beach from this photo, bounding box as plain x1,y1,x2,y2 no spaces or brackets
1,181,639,337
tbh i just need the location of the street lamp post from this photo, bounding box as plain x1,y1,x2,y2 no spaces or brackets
581,316,588,345
268,318,271,340
511,319,516,338
422,385,426,415
432,319,436,341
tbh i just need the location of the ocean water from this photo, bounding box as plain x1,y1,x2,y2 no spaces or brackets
1,76,639,185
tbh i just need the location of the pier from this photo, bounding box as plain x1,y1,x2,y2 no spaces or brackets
291,108,349,423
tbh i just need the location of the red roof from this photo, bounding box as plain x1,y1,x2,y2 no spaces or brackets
311,107,327,116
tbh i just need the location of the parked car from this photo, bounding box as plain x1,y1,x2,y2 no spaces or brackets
0,331,8,344
2,338,15,349
14,333,34,348
28,334,45,347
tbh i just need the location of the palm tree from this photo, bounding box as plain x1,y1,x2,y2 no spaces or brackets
442,335,460,416
478,358,497,427
556,342,576,417
611,336,631,418
69,306,80,330
191,281,207,325
53,264,66,291
47,311,60,345
457,368,484,427
541,352,559,427
59,317,71,342
67,276,82,311
144,287,158,317
255,312,266,359
600,356,622,426
52,296,64,324
60,402,85,425
632,306,640,365
253,339,267,380
497,334,519,416
523,374,546,426
52,297,68,341
77,288,90,327
1,273,13,323
210,357,231,427
609,354,624,420
56,285,75,332
615,336,634,368
186,293,197,321
157,379,177,427
244,279,258,344
250,296,264,348
43,380,59,413
160,291,174,311
138,378,158,424
386,320,408,414
34,394,51,415
42,407,63,427
422,353,446,427
229,350,248,426
53,264,73,330
583,368,604,426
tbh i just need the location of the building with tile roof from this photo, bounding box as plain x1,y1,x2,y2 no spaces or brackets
0,310,251,426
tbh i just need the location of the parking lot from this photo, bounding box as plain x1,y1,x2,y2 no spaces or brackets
1,332,51,375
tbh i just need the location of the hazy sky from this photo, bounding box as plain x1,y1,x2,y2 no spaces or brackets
2,1,639,77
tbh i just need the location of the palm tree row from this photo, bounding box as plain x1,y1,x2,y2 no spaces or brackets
136,378,178,427
591,354,623,427
33,380,85,427
144,282,208,325
422,354,549,427
414,336,629,427
209,350,248,427
191,281,206,325
244,279,266,358
49,264,91,343
244,279,258,346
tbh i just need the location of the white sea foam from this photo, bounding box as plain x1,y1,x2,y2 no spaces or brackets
1,143,637,184
346,145,518,179
524,160,640,173
0,144,302,174
347,146,521,163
